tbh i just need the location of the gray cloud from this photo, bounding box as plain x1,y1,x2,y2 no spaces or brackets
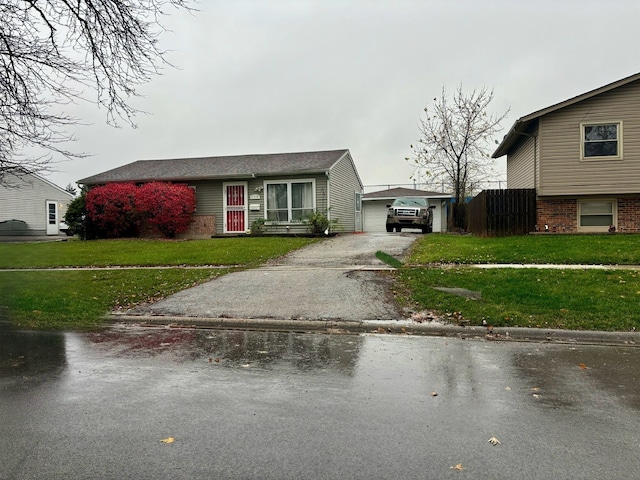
44,0,640,192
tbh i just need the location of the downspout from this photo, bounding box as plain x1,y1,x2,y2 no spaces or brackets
513,129,539,232
325,171,331,223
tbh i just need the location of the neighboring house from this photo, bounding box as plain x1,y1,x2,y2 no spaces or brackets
362,187,450,233
78,149,364,237
0,170,74,236
493,72,640,233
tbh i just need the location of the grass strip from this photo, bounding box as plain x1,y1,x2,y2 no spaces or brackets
0,269,228,330
396,267,640,331
375,250,403,268
0,237,319,269
408,234,640,265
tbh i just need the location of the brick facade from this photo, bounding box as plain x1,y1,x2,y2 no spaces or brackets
617,198,640,232
181,215,216,238
536,198,577,233
537,197,640,233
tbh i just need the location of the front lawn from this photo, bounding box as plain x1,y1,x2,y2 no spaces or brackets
407,233,640,265
0,237,318,329
0,237,319,268
393,234,640,331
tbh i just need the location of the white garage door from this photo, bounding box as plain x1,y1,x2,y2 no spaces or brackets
363,201,389,232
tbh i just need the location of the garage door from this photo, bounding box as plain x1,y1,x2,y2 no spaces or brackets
363,201,389,232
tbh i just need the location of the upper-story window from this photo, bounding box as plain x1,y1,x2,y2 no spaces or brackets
581,122,622,160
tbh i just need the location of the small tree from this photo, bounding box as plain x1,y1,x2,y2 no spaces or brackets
409,85,508,228
64,192,89,239
136,182,196,238
86,183,140,238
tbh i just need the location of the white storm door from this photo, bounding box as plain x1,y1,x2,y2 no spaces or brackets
46,200,59,235
223,182,248,233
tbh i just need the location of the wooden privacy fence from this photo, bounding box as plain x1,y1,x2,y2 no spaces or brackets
466,189,536,237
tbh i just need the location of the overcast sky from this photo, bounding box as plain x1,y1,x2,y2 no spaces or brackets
44,0,640,193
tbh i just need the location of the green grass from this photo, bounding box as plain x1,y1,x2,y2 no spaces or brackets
408,233,640,265
375,250,403,268
396,267,640,331
0,237,318,330
0,237,319,268
390,233,640,331
0,269,228,330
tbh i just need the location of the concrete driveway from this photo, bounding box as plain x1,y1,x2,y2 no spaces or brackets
126,233,419,321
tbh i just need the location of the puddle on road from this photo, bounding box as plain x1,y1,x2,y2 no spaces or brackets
0,320,66,379
86,325,363,374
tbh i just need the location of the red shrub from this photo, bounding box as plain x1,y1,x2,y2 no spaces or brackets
136,182,197,238
86,183,140,238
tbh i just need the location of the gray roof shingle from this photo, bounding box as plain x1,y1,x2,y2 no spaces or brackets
363,187,450,200
79,149,350,185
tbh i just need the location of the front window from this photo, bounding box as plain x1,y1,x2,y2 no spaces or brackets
578,199,615,231
266,180,315,222
582,123,621,159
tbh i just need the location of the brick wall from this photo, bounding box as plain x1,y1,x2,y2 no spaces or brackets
536,198,577,233
537,197,640,233
617,198,640,232
182,215,216,238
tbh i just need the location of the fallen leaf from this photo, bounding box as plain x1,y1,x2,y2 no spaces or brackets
488,436,501,446
431,391,438,397
450,463,464,471
161,437,175,444
532,393,540,399
579,363,587,369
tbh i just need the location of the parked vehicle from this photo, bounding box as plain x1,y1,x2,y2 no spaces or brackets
385,197,435,233
59,221,73,236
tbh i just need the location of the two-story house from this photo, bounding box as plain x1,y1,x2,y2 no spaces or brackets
493,72,640,233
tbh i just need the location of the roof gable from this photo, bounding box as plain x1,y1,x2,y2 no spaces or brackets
493,72,640,158
79,149,351,185
1,169,74,198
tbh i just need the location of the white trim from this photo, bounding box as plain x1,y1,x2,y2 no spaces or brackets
580,121,623,161
577,198,617,232
222,182,248,233
45,200,59,235
263,178,316,223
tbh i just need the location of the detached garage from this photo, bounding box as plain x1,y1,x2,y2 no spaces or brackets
362,187,450,233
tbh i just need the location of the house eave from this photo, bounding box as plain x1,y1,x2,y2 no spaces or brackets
492,71,640,159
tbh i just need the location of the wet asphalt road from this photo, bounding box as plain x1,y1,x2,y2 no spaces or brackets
126,233,418,321
2,325,640,479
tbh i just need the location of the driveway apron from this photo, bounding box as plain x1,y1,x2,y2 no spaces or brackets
126,233,419,321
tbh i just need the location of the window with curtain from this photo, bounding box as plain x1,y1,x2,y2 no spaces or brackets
265,180,315,222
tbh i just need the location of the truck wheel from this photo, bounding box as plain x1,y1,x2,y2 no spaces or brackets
395,226,402,232
386,225,393,233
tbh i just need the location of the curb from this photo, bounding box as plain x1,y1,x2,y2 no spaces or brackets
108,314,640,347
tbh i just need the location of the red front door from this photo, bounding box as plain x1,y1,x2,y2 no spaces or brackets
224,183,247,233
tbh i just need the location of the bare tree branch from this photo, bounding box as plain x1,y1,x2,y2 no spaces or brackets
0,0,194,184
408,85,509,223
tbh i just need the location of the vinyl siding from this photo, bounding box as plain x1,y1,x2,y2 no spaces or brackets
538,80,640,196
0,172,73,234
506,126,537,189
191,175,329,234
327,151,363,232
